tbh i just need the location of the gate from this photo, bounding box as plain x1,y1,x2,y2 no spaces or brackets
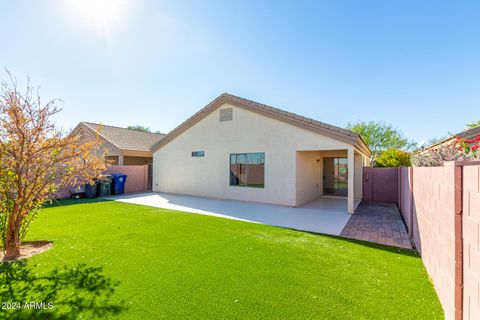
147,163,153,190
363,167,398,203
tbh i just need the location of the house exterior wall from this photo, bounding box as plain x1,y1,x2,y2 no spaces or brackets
76,126,119,157
153,103,352,206
106,156,119,165
354,153,363,201
295,151,322,206
295,149,367,208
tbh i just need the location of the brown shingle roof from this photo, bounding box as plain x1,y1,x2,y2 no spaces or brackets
82,122,165,152
151,93,371,157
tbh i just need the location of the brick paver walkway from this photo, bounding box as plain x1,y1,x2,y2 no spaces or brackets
340,202,412,249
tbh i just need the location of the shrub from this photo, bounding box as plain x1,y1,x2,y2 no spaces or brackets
411,136,480,167
375,149,411,167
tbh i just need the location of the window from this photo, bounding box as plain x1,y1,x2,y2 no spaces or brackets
230,153,265,188
192,151,205,157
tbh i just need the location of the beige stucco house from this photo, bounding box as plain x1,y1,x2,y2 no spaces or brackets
152,94,371,214
72,122,165,165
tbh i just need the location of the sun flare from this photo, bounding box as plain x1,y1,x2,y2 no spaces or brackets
67,0,129,29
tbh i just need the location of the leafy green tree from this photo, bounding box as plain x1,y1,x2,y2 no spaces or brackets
375,149,411,167
466,120,480,128
346,121,414,160
127,125,151,133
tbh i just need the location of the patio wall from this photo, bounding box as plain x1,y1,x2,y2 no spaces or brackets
398,163,480,320
105,165,149,194
53,164,149,199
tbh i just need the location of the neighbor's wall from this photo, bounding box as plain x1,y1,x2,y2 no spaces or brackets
398,164,480,320
53,164,149,199
411,165,457,320
153,103,351,206
105,165,149,194
52,187,72,199
462,165,480,320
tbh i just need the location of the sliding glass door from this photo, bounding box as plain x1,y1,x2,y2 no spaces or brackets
323,157,348,197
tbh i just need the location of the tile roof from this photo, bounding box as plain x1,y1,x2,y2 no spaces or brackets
224,93,358,139
152,93,371,157
457,125,480,139
422,125,480,151
82,122,165,152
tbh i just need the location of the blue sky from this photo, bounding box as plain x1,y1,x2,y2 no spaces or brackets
1,0,479,143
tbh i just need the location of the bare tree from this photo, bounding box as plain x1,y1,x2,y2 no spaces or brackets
0,72,107,260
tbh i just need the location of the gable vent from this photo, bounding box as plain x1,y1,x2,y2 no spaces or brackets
219,108,233,122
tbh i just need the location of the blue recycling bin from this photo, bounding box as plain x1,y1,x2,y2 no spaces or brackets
111,174,128,195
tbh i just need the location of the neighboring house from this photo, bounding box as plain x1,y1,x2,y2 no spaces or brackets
421,125,480,152
72,122,165,165
151,93,371,214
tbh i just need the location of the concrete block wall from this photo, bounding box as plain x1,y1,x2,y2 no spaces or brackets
413,165,457,320
462,165,480,320
398,163,480,320
105,165,149,194
53,165,149,199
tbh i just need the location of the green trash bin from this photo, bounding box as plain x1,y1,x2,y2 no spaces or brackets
98,175,112,197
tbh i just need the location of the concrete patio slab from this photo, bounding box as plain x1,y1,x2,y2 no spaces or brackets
106,192,351,236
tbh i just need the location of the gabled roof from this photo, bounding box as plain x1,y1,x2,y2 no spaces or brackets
76,122,165,152
457,125,480,139
151,93,371,157
423,125,480,151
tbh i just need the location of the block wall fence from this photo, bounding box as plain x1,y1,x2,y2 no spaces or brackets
398,162,480,320
53,164,150,199
105,165,149,194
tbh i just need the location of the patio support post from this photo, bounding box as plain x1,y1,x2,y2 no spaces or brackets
118,154,124,166
347,147,354,214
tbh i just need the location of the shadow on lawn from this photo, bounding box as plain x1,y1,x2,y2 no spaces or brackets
0,260,126,319
334,235,418,256
43,198,113,208
290,229,420,257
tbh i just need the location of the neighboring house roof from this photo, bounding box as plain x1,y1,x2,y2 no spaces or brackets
74,122,165,152
151,93,371,157
422,125,480,151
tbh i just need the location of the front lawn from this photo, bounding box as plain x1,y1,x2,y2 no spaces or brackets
1,200,443,319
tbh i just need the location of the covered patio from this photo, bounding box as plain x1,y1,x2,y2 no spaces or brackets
107,192,351,235
295,147,369,214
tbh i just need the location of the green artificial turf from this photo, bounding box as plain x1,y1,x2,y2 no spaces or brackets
1,199,443,319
